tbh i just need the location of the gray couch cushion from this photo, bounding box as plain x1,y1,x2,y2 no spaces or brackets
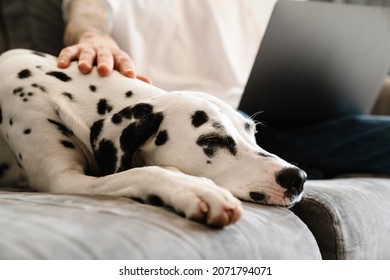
0,190,321,259
293,178,390,259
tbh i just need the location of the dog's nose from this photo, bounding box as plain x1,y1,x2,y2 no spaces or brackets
276,167,307,195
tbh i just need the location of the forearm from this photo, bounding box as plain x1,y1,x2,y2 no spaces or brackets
63,0,112,46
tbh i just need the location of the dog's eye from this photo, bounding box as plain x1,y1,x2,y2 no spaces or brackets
201,135,223,144
199,134,235,146
196,133,237,157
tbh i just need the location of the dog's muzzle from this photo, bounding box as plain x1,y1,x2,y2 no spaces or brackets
276,167,307,197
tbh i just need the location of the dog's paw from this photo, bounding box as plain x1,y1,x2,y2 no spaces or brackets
179,179,243,227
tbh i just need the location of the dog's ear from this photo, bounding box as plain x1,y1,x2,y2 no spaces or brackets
117,105,164,172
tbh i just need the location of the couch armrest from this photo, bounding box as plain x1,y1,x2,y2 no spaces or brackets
293,178,390,259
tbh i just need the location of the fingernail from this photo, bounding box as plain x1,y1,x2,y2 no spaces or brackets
125,68,136,77
98,64,111,77
57,59,66,67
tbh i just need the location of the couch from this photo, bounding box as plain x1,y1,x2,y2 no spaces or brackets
1,0,389,260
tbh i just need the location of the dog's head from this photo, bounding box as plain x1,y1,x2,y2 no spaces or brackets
127,91,307,207
91,91,306,207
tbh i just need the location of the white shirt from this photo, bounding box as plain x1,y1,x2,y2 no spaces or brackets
64,0,301,108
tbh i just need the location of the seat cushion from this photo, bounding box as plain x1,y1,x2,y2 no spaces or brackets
0,190,321,259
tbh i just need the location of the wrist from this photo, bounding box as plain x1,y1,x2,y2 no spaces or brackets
64,27,109,46
63,0,112,46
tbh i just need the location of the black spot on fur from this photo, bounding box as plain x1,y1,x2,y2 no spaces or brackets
196,134,237,158
118,123,139,171
47,119,73,137
111,107,133,124
27,92,33,96
125,91,133,98
18,153,23,161
249,192,266,202
46,71,72,82
90,120,104,149
32,51,46,57
207,160,212,164
119,107,133,118
32,83,46,92
23,98,28,102
94,139,118,176
111,114,122,124
118,112,164,172
132,103,153,119
60,140,76,149
212,123,225,131
258,152,273,158
13,87,23,95
115,104,154,122
62,92,74,101
0,163,10,178
191,110,209,127
148,194,164,206
118,147,134,172
18,69,32,79
155,130,169,146
89,85,97,92
23,129,32,135
203,147,215,158
97,99,113,115
9,118,13,126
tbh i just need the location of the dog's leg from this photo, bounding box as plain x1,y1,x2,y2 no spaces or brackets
25,148,242,227
47,165,242,227
2,114,241,227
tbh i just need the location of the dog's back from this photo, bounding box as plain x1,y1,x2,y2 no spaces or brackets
0,49,166,186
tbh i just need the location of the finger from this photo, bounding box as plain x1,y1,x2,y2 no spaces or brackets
77,47,96,74
96,48,115,77
113,51,136,78
57,46,79,68
123,68,136,79
136,74,153,84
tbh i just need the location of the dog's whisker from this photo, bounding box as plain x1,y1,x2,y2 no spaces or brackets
254,120,267,128
250,111,263,120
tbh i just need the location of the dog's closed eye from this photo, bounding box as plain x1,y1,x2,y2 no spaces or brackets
196,133,237,158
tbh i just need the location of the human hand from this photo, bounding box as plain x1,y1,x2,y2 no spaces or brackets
57,32,151,83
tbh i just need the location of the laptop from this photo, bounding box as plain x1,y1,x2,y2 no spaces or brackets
238,0,390,127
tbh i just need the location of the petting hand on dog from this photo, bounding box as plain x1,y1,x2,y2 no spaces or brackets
57,32,152,83
57,0,151,83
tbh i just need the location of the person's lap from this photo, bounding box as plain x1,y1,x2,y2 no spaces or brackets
256,114,390,179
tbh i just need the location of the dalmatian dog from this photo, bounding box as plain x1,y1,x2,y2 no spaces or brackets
0,49,306,227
